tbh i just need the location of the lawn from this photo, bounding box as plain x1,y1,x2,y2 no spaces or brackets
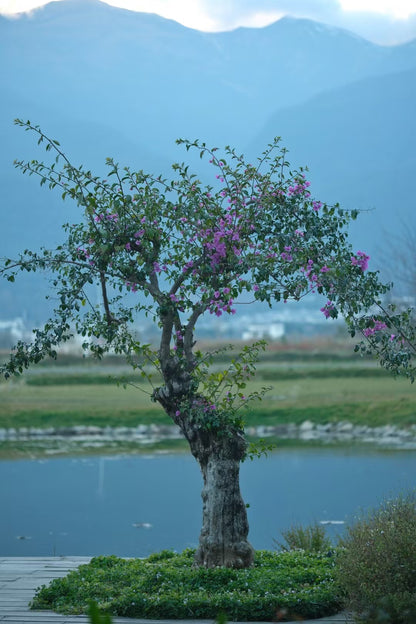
0,361,414,429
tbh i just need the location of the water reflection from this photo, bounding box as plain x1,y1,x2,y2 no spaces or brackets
1,448,415,557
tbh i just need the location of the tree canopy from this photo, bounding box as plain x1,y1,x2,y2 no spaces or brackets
1,120,414,383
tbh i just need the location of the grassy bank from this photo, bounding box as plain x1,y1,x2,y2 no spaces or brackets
1,346,415,461
0,369,414,430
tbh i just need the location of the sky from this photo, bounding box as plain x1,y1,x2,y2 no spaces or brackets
1,0,416,44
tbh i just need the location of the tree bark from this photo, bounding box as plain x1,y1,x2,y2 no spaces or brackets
191,432,254,568
154,389,254,567
189,428,255,568
153,349,254,568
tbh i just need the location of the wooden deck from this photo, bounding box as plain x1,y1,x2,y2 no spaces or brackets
0,557,350,623
0,557,95,623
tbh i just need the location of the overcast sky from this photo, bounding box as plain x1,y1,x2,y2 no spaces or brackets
1,0,416,44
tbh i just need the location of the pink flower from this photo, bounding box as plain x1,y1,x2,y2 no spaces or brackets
363,320,388,337
320,301,335,319
351,251,370,272
363,328,374,337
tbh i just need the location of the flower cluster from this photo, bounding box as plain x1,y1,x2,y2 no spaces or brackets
351,251,370,272
208,287,236,317
362,319,388,337
199,214,244,270
125,280,139,292
94,212,119,223
301,258,326,293
280,246,294,262
287,176,311,198
75,245,96,267
125,229,145,252
320,301,336,319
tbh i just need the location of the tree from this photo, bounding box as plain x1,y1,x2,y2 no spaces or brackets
1,120,415,568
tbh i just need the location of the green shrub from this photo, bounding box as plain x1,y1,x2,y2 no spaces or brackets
274,522,332,553
336,493,416,623
30,548,341,621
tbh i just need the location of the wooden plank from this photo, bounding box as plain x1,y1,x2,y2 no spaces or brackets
0,557,92,623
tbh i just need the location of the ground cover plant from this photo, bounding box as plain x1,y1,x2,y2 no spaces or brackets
336,493,416,624
30,548,341,621
1,121,415,567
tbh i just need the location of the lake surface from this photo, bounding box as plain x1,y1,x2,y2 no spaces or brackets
1,447,416,557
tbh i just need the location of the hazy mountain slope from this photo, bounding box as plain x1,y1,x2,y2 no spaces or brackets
0,0,248,153
2,0,416,153
248,67,416,268
1,87,170,255
0,87,171,321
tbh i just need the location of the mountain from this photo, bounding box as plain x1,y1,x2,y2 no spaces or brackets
1,0,416,320
248,67,416,271
3,1,416,153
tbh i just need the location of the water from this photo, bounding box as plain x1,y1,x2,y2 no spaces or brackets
1,448,416,557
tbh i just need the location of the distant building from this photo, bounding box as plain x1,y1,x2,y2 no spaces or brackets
0,317,28,347
242,323,285,341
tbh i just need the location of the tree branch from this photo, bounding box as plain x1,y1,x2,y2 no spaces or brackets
184,303,206,368
100,271,117,325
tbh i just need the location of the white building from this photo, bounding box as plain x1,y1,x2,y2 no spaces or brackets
242,323,285,341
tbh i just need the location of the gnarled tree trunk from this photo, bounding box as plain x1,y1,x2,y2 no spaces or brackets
153,368,254,568
189,427,254,568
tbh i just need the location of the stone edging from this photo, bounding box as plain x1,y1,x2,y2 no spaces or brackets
1,421,416,449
